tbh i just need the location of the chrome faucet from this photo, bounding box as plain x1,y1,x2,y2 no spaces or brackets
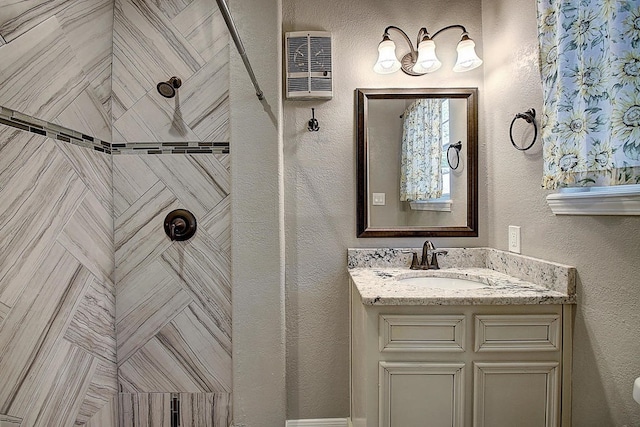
407,240,449,270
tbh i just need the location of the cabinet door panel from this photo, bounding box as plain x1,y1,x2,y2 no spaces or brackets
379,362,465,427
473,362,560,427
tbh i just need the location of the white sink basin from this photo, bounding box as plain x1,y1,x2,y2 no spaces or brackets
397,276,488,290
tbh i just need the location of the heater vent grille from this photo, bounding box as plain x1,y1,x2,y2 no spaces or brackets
285,31,333,99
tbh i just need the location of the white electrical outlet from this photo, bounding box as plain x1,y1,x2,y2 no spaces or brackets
508,225,521,253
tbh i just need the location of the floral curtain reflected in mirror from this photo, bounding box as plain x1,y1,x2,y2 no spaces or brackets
400,98,444,201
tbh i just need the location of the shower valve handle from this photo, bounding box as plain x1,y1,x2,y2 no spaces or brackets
164,209,197,241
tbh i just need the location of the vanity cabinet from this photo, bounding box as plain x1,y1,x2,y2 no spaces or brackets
350,282,573,427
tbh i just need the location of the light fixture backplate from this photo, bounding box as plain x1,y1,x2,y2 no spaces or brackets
400,52,424,76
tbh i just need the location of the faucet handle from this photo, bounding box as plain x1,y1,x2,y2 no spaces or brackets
402,250,420,269
429,249,448,269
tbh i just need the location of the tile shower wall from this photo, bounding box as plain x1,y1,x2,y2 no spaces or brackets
0,0,229,147
0,0,114,142
112,0,229,144
0,126,117,426
118,393,232,426
111,0,232,423
0,0,232,423
0,120,233,425
113,154,232,423
0,2,117,426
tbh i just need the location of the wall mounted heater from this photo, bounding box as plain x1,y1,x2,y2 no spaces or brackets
285,31,333,99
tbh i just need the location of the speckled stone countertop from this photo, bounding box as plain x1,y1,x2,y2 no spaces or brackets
348,248,576,306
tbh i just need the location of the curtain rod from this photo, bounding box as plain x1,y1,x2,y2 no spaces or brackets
215,0,265,100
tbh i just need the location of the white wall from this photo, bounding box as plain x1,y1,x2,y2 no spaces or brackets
249,0,640,423
282,0,486,418
481,0,640,425
230,0,286,425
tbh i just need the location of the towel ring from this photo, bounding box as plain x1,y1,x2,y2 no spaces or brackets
447,141,462,170
510,108,537,151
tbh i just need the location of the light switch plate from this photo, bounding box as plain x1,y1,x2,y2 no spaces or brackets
372,193,386,206
508,225,521,253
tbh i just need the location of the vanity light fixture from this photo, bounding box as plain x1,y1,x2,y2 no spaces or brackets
373,25,482,76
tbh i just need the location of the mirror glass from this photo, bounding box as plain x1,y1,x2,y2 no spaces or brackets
356,88,478,237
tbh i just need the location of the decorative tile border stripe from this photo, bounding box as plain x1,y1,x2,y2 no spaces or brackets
0,105,112,153
0,105,229,155
114,141,229,155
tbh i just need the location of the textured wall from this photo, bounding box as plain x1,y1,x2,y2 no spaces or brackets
0,126,117,426
480,0,640,425
282,0,486,418
229,0,286,424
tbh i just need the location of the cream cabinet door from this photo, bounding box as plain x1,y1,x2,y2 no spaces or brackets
473,362,560,427
379,362,465,427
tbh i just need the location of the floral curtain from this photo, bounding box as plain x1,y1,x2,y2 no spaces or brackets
400,99,443,201
537,0,640,189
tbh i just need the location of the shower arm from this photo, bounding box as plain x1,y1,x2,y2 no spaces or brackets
215,0,265,100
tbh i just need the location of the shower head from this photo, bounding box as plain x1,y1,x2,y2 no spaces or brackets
157,76,182,98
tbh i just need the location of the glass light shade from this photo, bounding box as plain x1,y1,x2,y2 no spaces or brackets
412,39,442,74
373,39,401,74
453,38,483,72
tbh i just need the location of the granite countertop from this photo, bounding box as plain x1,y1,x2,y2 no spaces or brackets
348,248,576,306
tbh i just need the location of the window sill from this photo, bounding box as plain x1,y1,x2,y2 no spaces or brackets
546,185,640,215
409,200,452,212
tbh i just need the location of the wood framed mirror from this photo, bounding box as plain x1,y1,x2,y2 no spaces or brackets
356,88,478,237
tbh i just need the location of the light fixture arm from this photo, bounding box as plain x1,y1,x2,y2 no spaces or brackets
430,24,468,39
382,26,437,75
382,24,469,54
383,26,419,59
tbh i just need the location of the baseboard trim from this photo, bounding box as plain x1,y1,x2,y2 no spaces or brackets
286,418,350,427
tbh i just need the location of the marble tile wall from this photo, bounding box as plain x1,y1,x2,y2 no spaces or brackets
112,0,229,144
119,393,232,426
113,153,232,424
0,127,117,426
0,0,232,424
0,104,229,155
0,0,229,147
0,0,113,142
0,127,232,425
